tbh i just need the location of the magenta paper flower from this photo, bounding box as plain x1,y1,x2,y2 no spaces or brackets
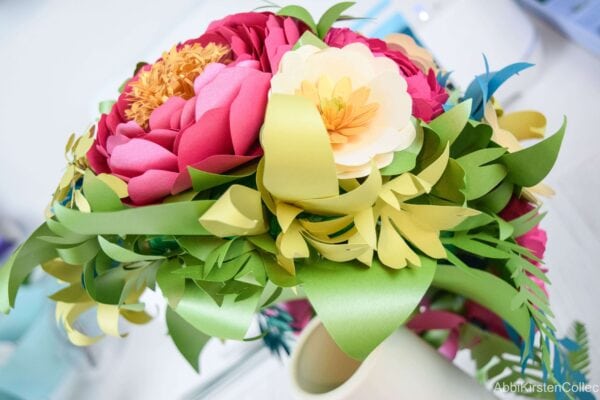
324,28,448,122
88,61,270,205
188,12,307,73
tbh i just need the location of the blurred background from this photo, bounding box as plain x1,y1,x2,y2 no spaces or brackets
0,0,598,398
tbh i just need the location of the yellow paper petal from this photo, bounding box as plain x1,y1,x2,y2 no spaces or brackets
199,185,267,237
276,202,304,232
56,301,102,346
297,164,382,215
387,208,446,259
354,208,376,248
97,173,129,198
97,303,124,338
499,111,546,141
402,204,479,231
299,215,353,236
261,94,339,202
417,143,449,187
305,237,370,263
74,190,91,213
377,214,420,269
277,221,309,259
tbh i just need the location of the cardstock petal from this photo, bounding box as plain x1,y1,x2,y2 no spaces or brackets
177,107,234,172
109,138,178,177
229,71,271,155
150,96,186,130
128,170,179,205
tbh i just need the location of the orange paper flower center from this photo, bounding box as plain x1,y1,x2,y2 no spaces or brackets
297,76,379,144
126,43,230,128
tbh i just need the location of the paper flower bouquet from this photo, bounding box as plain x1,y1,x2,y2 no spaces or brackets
0,3,593,398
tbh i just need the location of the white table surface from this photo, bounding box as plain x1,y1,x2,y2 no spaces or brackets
0,1,598,399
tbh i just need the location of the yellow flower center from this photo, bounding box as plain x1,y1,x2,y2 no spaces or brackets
126,43,230,128
296,76,379,144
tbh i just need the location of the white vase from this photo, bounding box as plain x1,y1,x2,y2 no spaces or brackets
289,318,498,400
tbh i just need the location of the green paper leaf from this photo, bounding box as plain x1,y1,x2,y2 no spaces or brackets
166,306,211,372
317,2,355,38
427,99,472,146
262,253,298,287
292,31,328,50
381,124,424,176
442,235,511,259
277,5,317,33
82,170,124,211
298,257,436,360
98,236,164,263
474,180,513,213
450,122,493,158
56,238,99,265
431,159,465,204
98,100,116,114
0,224,60,312
457,148,507,200
501,117,566,187
174,281,262,340
54,201,214,236
433,265,530,340
188,165,255,193
157,259,186,308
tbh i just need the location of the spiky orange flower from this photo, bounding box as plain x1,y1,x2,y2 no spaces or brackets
126,43,230,128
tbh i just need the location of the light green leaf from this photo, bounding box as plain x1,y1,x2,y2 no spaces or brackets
56,238,99,265
501,117,566,187
157,259,186,309
317,2,355,38
298,257,436,360
427,99,472,145
166,306,211,372
0,224,59,312
277,5,317,33
188,165,255,193
54,200,214,236
474,180,513,213
175,281,262,340
98,100,116,114
98,236,164,263
82,170,123,211
262,253,298,287
433,265,530,340
292,31,328,50
457,148,508,200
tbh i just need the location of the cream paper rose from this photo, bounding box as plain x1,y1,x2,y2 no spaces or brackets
270,43,415,179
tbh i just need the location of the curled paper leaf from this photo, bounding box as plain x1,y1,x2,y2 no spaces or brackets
298,257,436,360
54,201,214,236
166,306,211,372
199,185,268,237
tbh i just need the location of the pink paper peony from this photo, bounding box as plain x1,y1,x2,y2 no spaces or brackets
87,61,271,205
324,28,448,122
188,12,307,72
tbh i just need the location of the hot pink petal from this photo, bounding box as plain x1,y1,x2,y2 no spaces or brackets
106,134,131,154
87,145,110,174
179,96,197,130
194,63,227,94
229,70,271,155
195,68,250,121
128,169,179,205
144,129,178,150
109,138,178,177
149,97,186,130
116,120,145,138
177,107,234,172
